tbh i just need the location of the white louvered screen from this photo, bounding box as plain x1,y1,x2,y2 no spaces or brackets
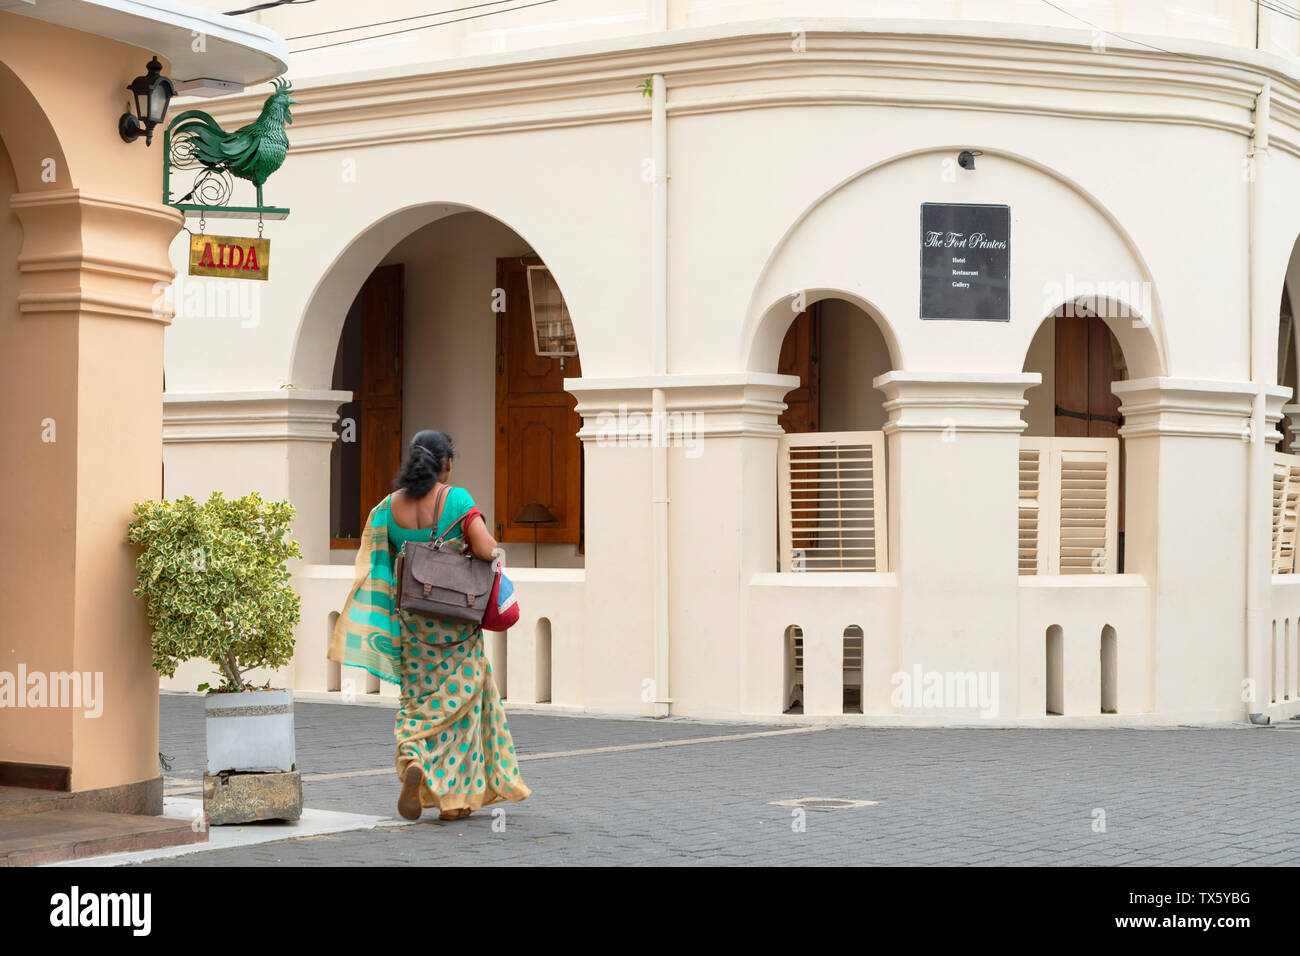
1056,445,1116,574
1272,453,1300,574
1018,438,1047,575
1018,437,1119,575
778,431,887,572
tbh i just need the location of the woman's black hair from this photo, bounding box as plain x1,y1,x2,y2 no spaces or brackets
394,430,454,498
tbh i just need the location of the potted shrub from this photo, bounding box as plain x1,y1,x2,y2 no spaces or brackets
129,491,303,823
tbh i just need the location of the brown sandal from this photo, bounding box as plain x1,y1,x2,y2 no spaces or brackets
397,764,424,821
438,807,472,821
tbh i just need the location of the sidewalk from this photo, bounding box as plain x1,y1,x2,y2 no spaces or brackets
135,694,1300,866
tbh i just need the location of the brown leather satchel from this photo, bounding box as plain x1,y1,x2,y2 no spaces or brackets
393,485,495,626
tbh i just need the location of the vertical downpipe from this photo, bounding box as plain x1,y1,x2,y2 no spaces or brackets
650,72,671,717
1246,82,1271,721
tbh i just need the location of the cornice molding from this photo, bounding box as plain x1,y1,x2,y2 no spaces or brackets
198,21,1300,157
162,389,353,443
567,372,799,441
1114,377,1291,441
873,371,1040,436
9,189,182,323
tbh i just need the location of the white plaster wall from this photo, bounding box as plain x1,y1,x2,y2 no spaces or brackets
165,122,652,392
157,19,1300,722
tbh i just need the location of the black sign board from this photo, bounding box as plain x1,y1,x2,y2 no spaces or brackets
920,203,1010,321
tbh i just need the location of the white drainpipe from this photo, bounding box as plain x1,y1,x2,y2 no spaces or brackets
650,72,671,718
1246,81,1271,722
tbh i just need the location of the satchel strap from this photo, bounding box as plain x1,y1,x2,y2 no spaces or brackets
431,488,476,551
430,483,451,530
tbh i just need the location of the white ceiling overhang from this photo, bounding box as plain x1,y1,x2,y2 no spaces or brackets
1,0,287,86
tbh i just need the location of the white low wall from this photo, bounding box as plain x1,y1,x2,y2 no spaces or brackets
285,563,585,707
1266,577,1300,721
744,572,899,717
1016,575,1150,717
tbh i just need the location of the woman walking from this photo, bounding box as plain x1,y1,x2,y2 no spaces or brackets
329,429,530,821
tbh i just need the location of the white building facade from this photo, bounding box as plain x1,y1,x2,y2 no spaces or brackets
161,1,1300,725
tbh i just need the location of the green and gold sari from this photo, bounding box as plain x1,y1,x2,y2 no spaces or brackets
329,490,530,813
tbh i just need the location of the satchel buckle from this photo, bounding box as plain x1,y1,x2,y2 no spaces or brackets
423,583,432,598
465,592,473,606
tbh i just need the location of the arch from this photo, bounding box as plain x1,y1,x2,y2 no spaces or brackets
0,59,71,193
748,289,902,376
742,145,1169,378
290,201,584,388
1022,295,1163,382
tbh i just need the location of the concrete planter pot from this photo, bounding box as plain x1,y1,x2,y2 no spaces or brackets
204,688,296,774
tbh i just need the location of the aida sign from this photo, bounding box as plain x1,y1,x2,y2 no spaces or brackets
188,234,270,280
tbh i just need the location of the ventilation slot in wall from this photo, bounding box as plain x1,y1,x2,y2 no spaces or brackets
1046,625,1064,715
783,625,803,714
843,625,863,714
1100,625,1117,714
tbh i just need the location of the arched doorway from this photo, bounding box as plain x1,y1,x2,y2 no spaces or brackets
325,209,585,569
769,295,896,574
1022,300,1142,573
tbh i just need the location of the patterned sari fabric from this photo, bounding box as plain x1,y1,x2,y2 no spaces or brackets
329,492,530,813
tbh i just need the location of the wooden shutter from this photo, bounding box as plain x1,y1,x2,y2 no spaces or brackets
358,264,404,523
1019,436,1118,575
1018,438,1048,575
1272,452,1300,574
778,431,887,572
1056,443,1116,574
495,256,582,545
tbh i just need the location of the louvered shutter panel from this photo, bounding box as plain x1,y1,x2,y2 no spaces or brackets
1019,436,1118,574
778,431,888,572
1272,453,1300,574
1055,442,1117,574
1018,438,1048,575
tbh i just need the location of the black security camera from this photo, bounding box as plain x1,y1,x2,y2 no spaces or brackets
958,150,982,170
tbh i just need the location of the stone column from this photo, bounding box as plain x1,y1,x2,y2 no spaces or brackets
4,189,182,805
1113,378,1291,720
873,371,1041,722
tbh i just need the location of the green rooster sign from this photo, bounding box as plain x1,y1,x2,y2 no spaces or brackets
164,77,296,218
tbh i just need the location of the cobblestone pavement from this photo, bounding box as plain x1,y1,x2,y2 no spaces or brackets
146,694,1300,866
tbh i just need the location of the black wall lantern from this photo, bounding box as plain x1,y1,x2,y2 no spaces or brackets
118,56,175,146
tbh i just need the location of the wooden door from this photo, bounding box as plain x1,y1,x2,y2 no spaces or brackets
778,304,821,434
495,257,582,545
1054,309,1122,439
358,264,404,522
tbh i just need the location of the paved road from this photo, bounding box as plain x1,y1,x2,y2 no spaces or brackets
146,694,1300,866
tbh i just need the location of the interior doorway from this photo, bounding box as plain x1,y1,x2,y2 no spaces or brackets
330,264,403,547
326,213,585,568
